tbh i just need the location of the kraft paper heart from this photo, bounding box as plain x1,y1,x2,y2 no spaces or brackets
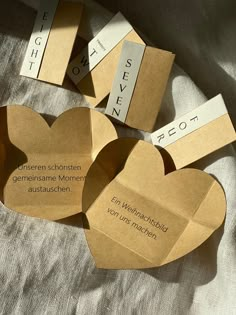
0,105,117,220
82,138,226,269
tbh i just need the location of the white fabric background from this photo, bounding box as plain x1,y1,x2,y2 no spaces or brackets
0,0,236,314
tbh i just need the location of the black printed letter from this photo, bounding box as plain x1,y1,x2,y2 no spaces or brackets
80,56,89,67
123,72,129,81
168,128,176,136
157,134,165,143
179,122,187,130
29,61,35,70
116,96,123,105
126,59,132,67
42,12,48,21
112,108,121,117
90,48,98,58
190,116,198,122
35,37,42,46
120,84,127,92
31,49,39,58
72,67,80,75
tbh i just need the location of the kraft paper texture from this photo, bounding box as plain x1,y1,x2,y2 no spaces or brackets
125,46,175,132
0,105,117,220
38,1,83,85
82,138,226,269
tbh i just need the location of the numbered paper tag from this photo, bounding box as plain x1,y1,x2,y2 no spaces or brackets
151,94,236,169
103,41,175,132
67,12,134,85
105,41,145,123
20,0,83,85
20,0,59,78
151,95,228,147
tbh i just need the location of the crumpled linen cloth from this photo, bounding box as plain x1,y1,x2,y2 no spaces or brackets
0,0,236,314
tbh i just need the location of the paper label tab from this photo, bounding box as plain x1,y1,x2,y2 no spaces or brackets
67,12,133,85
105,41,145,123
20,0,59,79
151,95,228,147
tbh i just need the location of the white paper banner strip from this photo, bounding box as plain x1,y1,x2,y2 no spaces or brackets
105,41,145,123
67,12,133,85
20,0,59,79
151,94,228,148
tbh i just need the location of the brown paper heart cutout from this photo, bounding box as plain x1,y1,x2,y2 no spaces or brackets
82,138,226,269
0,105,117,220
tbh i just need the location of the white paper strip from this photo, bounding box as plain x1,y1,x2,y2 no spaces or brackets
151,94,228,147
67,12,133,85
105,41,145,123
20,0,59,78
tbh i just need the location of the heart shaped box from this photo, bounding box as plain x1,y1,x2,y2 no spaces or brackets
0,105,117,220
82,138,226,269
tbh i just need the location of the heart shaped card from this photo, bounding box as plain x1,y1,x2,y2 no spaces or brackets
82,138,226,269
0,105,117,220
